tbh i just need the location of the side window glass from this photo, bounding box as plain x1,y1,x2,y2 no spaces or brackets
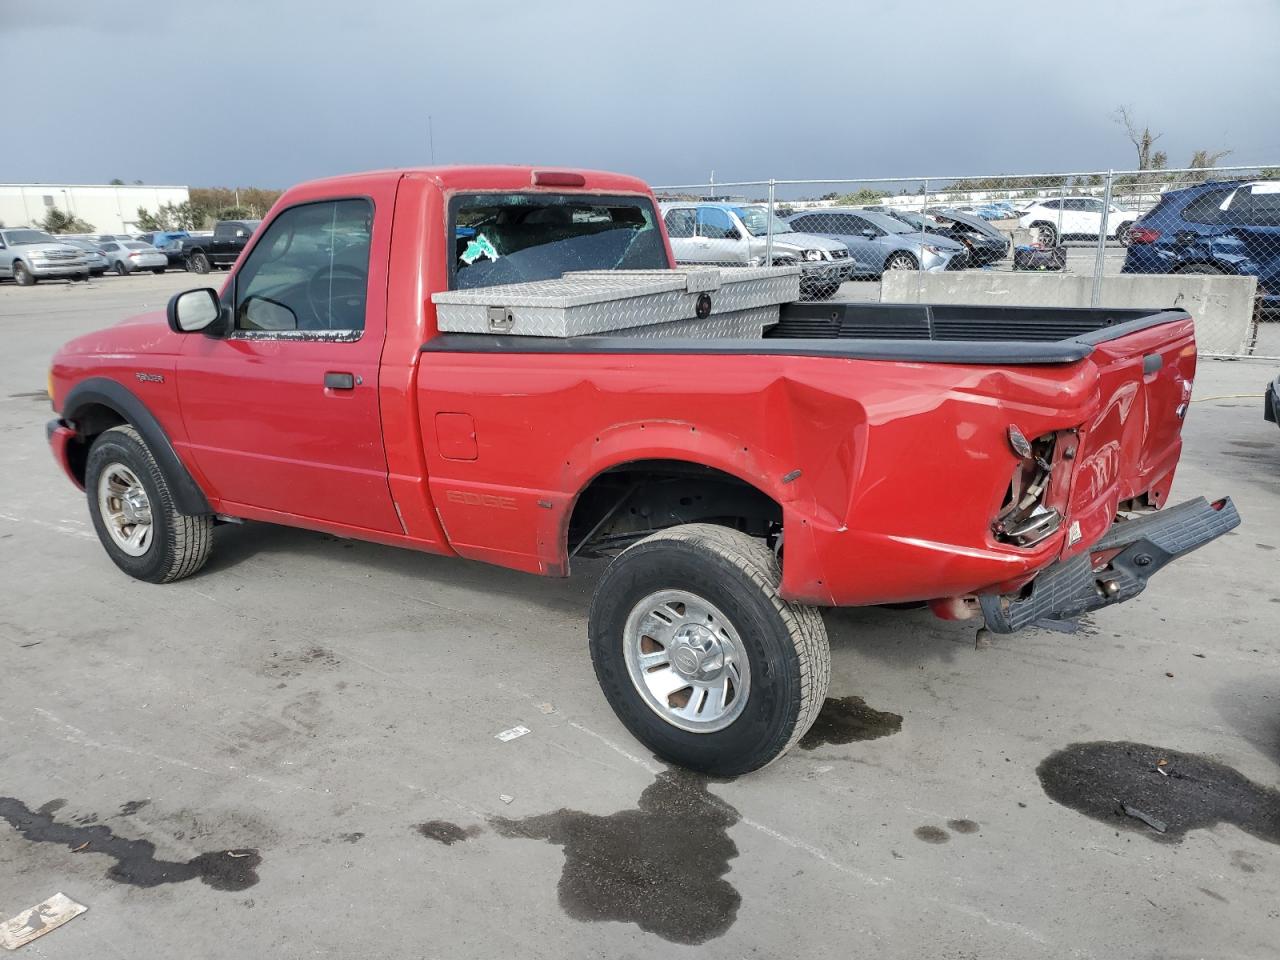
1040,199,1060,211
696,207,736,240
1182,189,1232,225
790,215,814,232
664,208,695,239
233,198,373,335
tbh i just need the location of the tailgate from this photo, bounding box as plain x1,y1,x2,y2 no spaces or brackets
1060,313,1197,559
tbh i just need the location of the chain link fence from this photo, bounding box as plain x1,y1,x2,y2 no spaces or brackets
654,165,1280,358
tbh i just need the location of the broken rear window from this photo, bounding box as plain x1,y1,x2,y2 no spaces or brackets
448,192,667,289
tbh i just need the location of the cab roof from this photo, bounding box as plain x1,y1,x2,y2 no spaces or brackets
285,165,654,198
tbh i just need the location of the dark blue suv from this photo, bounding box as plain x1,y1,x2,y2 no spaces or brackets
1122,180,1280,309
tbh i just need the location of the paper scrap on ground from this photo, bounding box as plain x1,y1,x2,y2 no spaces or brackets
1,893,87,950
495,725,530,742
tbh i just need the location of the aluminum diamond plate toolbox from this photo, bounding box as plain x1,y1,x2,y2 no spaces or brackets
432,267,799,337
609,305,780,339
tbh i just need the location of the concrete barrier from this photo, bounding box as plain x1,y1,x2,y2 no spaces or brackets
880,272,1258,356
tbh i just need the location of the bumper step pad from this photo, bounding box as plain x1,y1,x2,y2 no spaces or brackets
980,496,1240,634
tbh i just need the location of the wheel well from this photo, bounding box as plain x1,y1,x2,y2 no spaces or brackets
566,460,782,560
66,402,128,483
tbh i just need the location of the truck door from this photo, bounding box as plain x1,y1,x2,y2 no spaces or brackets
176,192,403,534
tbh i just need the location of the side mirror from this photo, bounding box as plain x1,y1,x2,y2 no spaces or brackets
167,288,223,335
235,229,248,238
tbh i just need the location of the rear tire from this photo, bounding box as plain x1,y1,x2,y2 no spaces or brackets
85,425,214,584
13,261,35,286
152,267,166,274
589,523,830,776
1032,222,1058,247
1115,223,1132,247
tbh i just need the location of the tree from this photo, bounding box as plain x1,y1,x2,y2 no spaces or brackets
1186,148,1232,182
1112,105,1163,171
39,207,94,233
109,178,125,185
215,206,253,220
135,201,203,231
835,188,887,206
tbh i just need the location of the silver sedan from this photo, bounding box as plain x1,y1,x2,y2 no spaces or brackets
98,240,168,275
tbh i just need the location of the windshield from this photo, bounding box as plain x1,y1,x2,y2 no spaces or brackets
5,230,56,245
865,213,912,235
732,205,794,237
450,192,666,289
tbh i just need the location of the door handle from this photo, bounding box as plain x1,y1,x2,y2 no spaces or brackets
324,372,356,390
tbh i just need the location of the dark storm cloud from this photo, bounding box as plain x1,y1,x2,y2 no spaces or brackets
3,0,1277,188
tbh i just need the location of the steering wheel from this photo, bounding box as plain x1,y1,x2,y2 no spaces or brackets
306,264,368,329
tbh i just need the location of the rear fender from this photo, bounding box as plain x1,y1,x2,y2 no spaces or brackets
545,419,810,573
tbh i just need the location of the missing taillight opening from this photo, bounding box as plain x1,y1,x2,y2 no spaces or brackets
993,432,1062,547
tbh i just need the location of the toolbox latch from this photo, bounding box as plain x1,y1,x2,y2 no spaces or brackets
487,306,514,333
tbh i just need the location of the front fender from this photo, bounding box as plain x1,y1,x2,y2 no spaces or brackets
61,377,212,515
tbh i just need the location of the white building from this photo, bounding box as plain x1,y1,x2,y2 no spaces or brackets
0,183,190,235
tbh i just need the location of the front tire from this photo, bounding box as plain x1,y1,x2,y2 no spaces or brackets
589,523,830,776
13,261,35,286
883,251,919,273
85,425,214,584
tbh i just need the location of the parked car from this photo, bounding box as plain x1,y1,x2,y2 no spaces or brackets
785,208,968,276
1018,197,1139,247
1122,180,1280,310
57,238,110,276
0,229,91,285
927,209,1011,265
661,202,851,299
98,240,168,275
176,220,259,273
137,231,193,266
46,164,1237,775
871,207,945,232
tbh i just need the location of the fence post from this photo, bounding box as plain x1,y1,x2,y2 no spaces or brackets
1058,179,1066,240
765,179,776,268
1090,169,1114,307
918,179,929,301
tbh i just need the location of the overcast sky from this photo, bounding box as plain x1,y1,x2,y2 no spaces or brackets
5,0,1278,190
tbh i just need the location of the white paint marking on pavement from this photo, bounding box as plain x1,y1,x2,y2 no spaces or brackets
0,512,95,540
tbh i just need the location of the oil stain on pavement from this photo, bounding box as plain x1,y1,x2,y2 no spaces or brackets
490,770,740,944
1037,741,1280,844
0,796,261,890
416,820,482,845
800,696,902,749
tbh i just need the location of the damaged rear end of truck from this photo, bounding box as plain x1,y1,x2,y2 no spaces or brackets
759,302,1240,632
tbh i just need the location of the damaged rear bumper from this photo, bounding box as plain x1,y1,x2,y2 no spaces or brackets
979,496,1240,634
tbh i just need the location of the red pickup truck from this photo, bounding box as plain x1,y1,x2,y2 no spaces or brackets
47,166,1239,775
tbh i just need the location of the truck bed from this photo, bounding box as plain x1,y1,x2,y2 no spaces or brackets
423,303,1190,365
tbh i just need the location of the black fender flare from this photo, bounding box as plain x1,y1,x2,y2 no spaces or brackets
63,377,212,516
